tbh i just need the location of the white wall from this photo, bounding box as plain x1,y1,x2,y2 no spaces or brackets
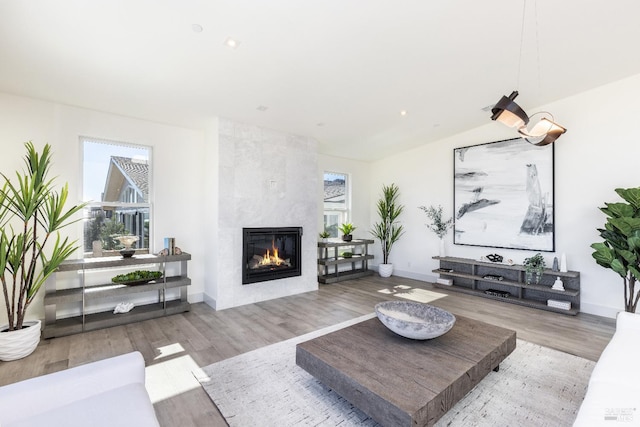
369,74,640,318
0,92,207,325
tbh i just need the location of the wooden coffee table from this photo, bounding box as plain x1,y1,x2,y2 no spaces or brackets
296,314,516,427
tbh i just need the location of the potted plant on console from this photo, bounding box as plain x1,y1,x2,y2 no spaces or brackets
523,253,545,285
0,142,85,361
318,230,330,243
591,187,640,313
370,183,405,278
339,223,356,242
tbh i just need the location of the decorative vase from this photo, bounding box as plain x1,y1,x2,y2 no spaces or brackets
379,263,393,278
0,320,41,361
560,253,568,272
342,234,353,242
439,238,446,257
525,270,543,285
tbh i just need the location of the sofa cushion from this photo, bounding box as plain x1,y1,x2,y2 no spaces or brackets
6,382,159,427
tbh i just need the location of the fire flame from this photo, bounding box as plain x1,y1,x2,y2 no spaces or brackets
260,247,284,266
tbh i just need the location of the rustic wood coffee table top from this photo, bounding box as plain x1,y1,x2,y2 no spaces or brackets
296,314,516,427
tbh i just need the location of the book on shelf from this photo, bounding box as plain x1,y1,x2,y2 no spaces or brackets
547,299,571,310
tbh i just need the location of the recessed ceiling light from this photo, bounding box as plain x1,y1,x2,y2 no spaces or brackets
256,105,268,111
191,24,203,33
224,37,240,49
400,110,408,116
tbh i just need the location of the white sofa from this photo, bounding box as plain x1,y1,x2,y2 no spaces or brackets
0,351,160,427
574,311,640,426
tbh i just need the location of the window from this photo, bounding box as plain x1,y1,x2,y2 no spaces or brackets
82,137,151,256
323,172,349,237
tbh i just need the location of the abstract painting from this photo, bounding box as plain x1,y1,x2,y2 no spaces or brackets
453,138,554,251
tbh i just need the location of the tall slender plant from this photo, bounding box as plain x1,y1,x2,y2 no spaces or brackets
0,142,86,330
591,187,640,313
370,183,405,264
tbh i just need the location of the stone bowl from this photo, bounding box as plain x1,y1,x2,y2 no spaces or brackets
374,301,456,340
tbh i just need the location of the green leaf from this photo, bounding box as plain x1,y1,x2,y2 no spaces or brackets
616,187,640,210
610,258,628,277
601,202,635,218
618,249,637,265
609,217,640,237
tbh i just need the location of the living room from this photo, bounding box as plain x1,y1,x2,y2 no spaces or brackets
1,1,639,426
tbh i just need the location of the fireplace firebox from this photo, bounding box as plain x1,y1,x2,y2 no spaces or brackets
242,227,302,284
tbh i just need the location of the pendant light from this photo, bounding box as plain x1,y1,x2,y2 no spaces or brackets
489,0,566,144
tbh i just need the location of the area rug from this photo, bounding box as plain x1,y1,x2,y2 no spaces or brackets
376,285,447,304
194,314,594,427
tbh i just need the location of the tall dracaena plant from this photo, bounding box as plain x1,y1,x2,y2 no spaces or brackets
371,183,405,264
0,142,86,330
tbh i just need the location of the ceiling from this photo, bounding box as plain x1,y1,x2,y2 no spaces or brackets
1,1,639,162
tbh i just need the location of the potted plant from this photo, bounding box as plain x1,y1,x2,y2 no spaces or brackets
370,183,405,277
523,253,545,285
591,187,640,313
0,142,85,361
338,223,356,242
318,230,330,242
418,205,453,257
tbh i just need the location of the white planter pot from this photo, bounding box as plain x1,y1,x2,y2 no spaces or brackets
379,263,394,278
0,319,41,361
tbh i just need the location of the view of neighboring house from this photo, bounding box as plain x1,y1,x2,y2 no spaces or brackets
85,156,150,252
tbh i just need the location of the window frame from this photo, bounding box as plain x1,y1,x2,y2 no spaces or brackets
322,171,350,238
80,136,153,256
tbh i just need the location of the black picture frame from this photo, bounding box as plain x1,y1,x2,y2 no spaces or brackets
453,137,555,252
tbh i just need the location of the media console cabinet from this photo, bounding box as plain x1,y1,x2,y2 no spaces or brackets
43,253,191,338
432,256,580,315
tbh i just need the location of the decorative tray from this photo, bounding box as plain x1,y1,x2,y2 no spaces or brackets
112,270,163,286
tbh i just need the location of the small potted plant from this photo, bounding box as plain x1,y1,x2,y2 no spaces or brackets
339,223,356,242
523,253,546,285
318,230,330,242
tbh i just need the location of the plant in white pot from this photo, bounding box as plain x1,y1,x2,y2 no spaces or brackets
0,142,85,361
370,183,405,278
418,205,453,257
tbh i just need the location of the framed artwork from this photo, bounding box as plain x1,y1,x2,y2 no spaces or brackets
453,137,554,252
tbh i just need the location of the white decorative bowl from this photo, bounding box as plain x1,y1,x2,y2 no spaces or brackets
374,301,456,340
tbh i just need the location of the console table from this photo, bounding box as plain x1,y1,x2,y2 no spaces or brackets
432,256,580,315
317,239,374,283
43,253,191,338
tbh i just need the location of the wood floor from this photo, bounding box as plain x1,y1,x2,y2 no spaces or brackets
0,275,616,427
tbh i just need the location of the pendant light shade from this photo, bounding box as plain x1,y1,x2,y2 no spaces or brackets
518,117,567,146
490,91,529,129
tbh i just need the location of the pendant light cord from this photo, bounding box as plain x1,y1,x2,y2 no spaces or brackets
516,0,527,90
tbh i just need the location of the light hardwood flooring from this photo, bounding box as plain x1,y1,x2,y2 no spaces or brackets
0,275,616,426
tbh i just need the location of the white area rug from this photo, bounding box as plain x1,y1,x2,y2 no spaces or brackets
195,314,594,427
376,286,447,304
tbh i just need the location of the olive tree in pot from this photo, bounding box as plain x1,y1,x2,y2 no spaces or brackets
591,187,640,313
370,183,405,278
0,142,85,361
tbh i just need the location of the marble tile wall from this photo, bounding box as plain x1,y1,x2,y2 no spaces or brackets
212,118,319,309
